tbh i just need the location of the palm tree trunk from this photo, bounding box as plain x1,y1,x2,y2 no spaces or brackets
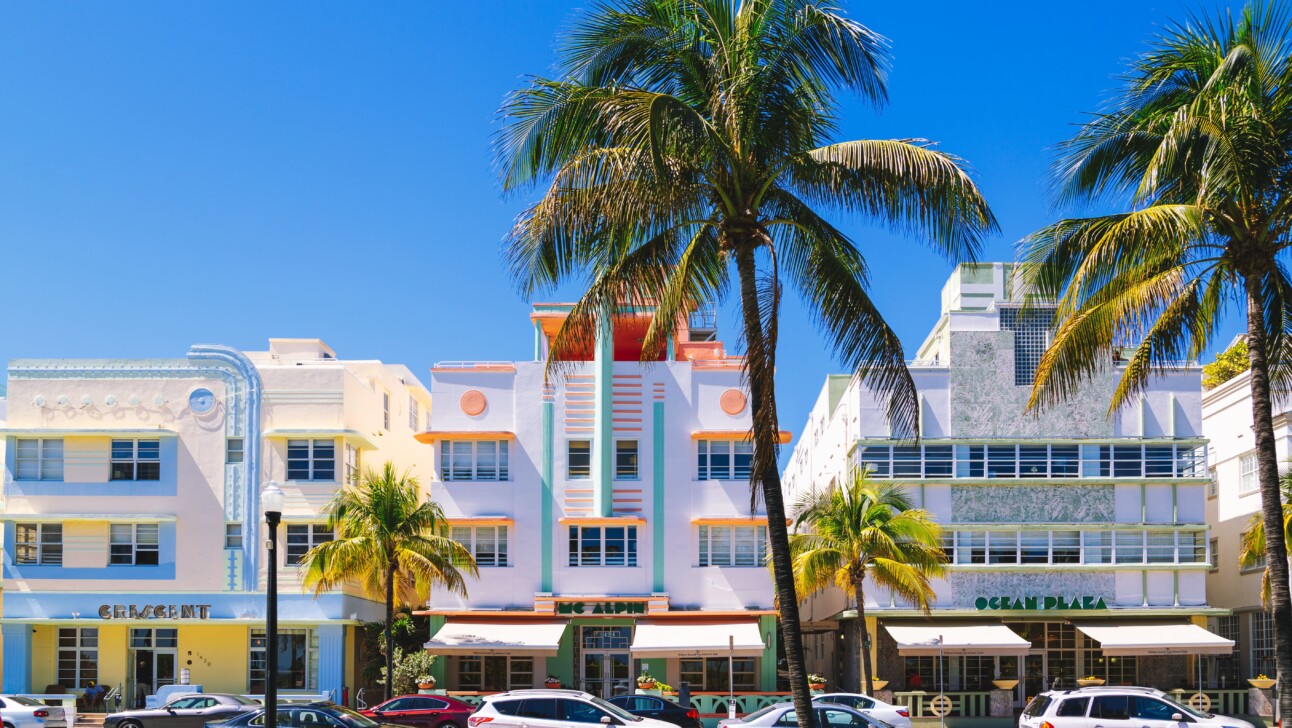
854,578,874,696
386,561,396,701
732,243,812,728
1245,280,1292,721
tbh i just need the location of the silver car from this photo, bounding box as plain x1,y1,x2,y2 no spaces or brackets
0,695,69,728
813,695,911,728
718,702,893,728
105,694,263,728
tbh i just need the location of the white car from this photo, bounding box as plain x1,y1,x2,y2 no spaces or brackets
469,689,678,728
1020,686,1255,728
718,702,893,728
814,694,911,728
0,696,69,728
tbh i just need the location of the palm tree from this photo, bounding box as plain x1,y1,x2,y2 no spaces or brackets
1018,4,1292,715
790,468,946,696
496,2,995,719
300,462,478,700
1240,468,1292,610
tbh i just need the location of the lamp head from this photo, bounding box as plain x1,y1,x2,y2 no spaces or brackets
262,480,285,518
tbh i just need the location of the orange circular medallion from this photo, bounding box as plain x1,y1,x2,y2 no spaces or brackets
460,390,487,416
720,388,747,415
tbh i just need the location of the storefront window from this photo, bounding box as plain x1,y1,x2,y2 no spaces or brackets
130,629,178,648
679,658,756,692
1252,611,1275,678
458,656,534,691
250,629,316,692
58,628,98,688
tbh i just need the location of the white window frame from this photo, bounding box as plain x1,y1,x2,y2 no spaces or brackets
698,524,767,567
286,439,336,482
457,655,533,691
568,440,592,479
697,439,753,480
1240,453,1259,495
15,438,64,481
615,440,639,480
568,525,638,566
15,522,63,565
110,439,161,481
286,523,333,565
450,524,509,567
440,440,510,481
109,523,160,566
409,396,420,431
943,528,1206,566
250,628,316,692
345,444,360,486
382,392,391,431
227,438,245,464
58,627,98,688
225,523,243,550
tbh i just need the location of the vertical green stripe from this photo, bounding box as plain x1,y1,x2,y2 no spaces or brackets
542,400,554,592
595,316,614,516
653,401,665,593
759,614,778,690
427,615,448,683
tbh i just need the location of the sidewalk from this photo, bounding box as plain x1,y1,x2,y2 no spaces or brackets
907,717,1275,728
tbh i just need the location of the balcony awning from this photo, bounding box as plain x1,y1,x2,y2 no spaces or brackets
883,623,1030,656
424,620,568,655
1073,621,1234,656
630,621,766,658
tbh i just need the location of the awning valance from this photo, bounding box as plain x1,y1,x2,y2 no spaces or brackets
630,621,766,658
425,620,568,655
1073,621,1234,656
884,623,1030,656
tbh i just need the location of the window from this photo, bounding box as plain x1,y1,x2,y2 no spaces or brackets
568,525,637,566
225,523,243,550
457,656,533,691
1240,454,1259,494
109,523,160,565
1056,698,1089,718
561,700,611,724
450,525,509,567
1089,696,1130,720
1000,306,1054,385
1208,467,1218,498
15,439,63,481
697,440,753,480
15,523,63,565
409,396,420,431
941,528,1204,565
1210,538,1219,571
987,532,1018,564
226,438,244,464
1252,611,1276,679
287,439,335,481
286,524,333,565
1133,698,1178,721
679,657,757,692
250,628,315,692
615,440,639,479
698,525,767,566
345,444,360,486
58,628,98,688
130,628,178,648
110,439,161,481
568,440,591,479
382,392,391,430
440,440,510,481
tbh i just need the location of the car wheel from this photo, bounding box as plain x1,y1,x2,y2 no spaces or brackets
438,722,462,728
5,721,15,728
119,721,143,728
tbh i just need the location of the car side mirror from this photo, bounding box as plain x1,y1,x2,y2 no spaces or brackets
601,717,615,725
1172,714,1183,722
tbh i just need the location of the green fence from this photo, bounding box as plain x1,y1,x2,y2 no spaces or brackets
891,692,992,718
1163,690,1251,716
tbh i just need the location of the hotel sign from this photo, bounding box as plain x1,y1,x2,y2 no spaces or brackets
556,601,647,615
98,604,213,620
975,595,1108,611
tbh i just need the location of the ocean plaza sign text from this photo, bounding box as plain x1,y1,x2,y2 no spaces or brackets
975,595,1108,611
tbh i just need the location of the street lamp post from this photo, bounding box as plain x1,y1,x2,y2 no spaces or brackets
262,481,285,728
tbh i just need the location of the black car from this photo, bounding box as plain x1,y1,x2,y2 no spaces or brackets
204,703,417,728
606,696,702,728
106,694,263,728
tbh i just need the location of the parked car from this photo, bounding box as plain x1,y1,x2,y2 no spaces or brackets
606,695,701,728
469,689,676,728
205,703,418,728
717,702,893,728
106,694,262,728
813,694,910,728
0,695,69,728
360,695,475,728
1019,686,1255,728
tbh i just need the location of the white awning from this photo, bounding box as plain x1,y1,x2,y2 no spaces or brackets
883,623,1031,656
425,620,568,655
1073,621,1234,656
630,621,766,658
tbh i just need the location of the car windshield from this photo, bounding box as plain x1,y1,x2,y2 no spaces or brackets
225,696,259,706
6,697,45,707
589,697,642,723
331,706,380,728
1157,695,1208,720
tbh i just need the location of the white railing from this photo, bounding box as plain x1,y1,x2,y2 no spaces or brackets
432,361,514,369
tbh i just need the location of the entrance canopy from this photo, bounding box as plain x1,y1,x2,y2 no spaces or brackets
630,621,765,658
1073,621,1234,656
425,620,568,655
883,623,1030,656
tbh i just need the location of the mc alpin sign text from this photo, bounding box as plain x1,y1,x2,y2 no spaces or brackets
975,595,1108,611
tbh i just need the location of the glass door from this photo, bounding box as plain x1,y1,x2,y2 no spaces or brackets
1023,653,1045,707
579,626,633,698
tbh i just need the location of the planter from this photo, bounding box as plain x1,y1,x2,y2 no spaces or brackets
638,682,656,690
418,683,436,690
544,682,561,689
810,684,826,691
992,680,1019,690
870,681,888,691
1250,678,1277,690
1077,679,1105,687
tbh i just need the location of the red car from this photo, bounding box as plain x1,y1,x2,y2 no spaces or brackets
361,695,476,728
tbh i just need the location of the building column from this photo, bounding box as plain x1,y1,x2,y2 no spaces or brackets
541,397,555,593
652,400,666,593
2,624,33,693
425,615,448,686
593,314,614,516
759,615,778,691
316,625,345,701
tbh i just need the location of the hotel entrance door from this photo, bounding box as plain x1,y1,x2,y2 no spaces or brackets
579,626,633,698
129,629,178,708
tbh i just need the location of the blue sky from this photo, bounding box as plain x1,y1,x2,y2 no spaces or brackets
0,1,1242,433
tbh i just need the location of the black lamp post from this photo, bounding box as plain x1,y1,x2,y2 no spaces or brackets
262,481,285,728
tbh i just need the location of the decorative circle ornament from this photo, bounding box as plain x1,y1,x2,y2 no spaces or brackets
129,396,142,407
188,388,216,414
929,695,953,718
105,395,118,407
33,395,45,407
57,395,69,407
1188,693,1211,712
720,388,748,415
460,390,488,416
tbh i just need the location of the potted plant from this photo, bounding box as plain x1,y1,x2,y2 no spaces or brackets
1077,676,1105,687
417,675,436,690
1249,674,1277,689
809,675,827,690
544,675,561,689
637,672,657,690
658,682,677,697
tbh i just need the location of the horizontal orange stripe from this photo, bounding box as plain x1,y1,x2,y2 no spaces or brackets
415,431,515,443
692,430,792,444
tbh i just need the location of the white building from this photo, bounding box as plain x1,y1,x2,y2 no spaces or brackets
784,263,1226,707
